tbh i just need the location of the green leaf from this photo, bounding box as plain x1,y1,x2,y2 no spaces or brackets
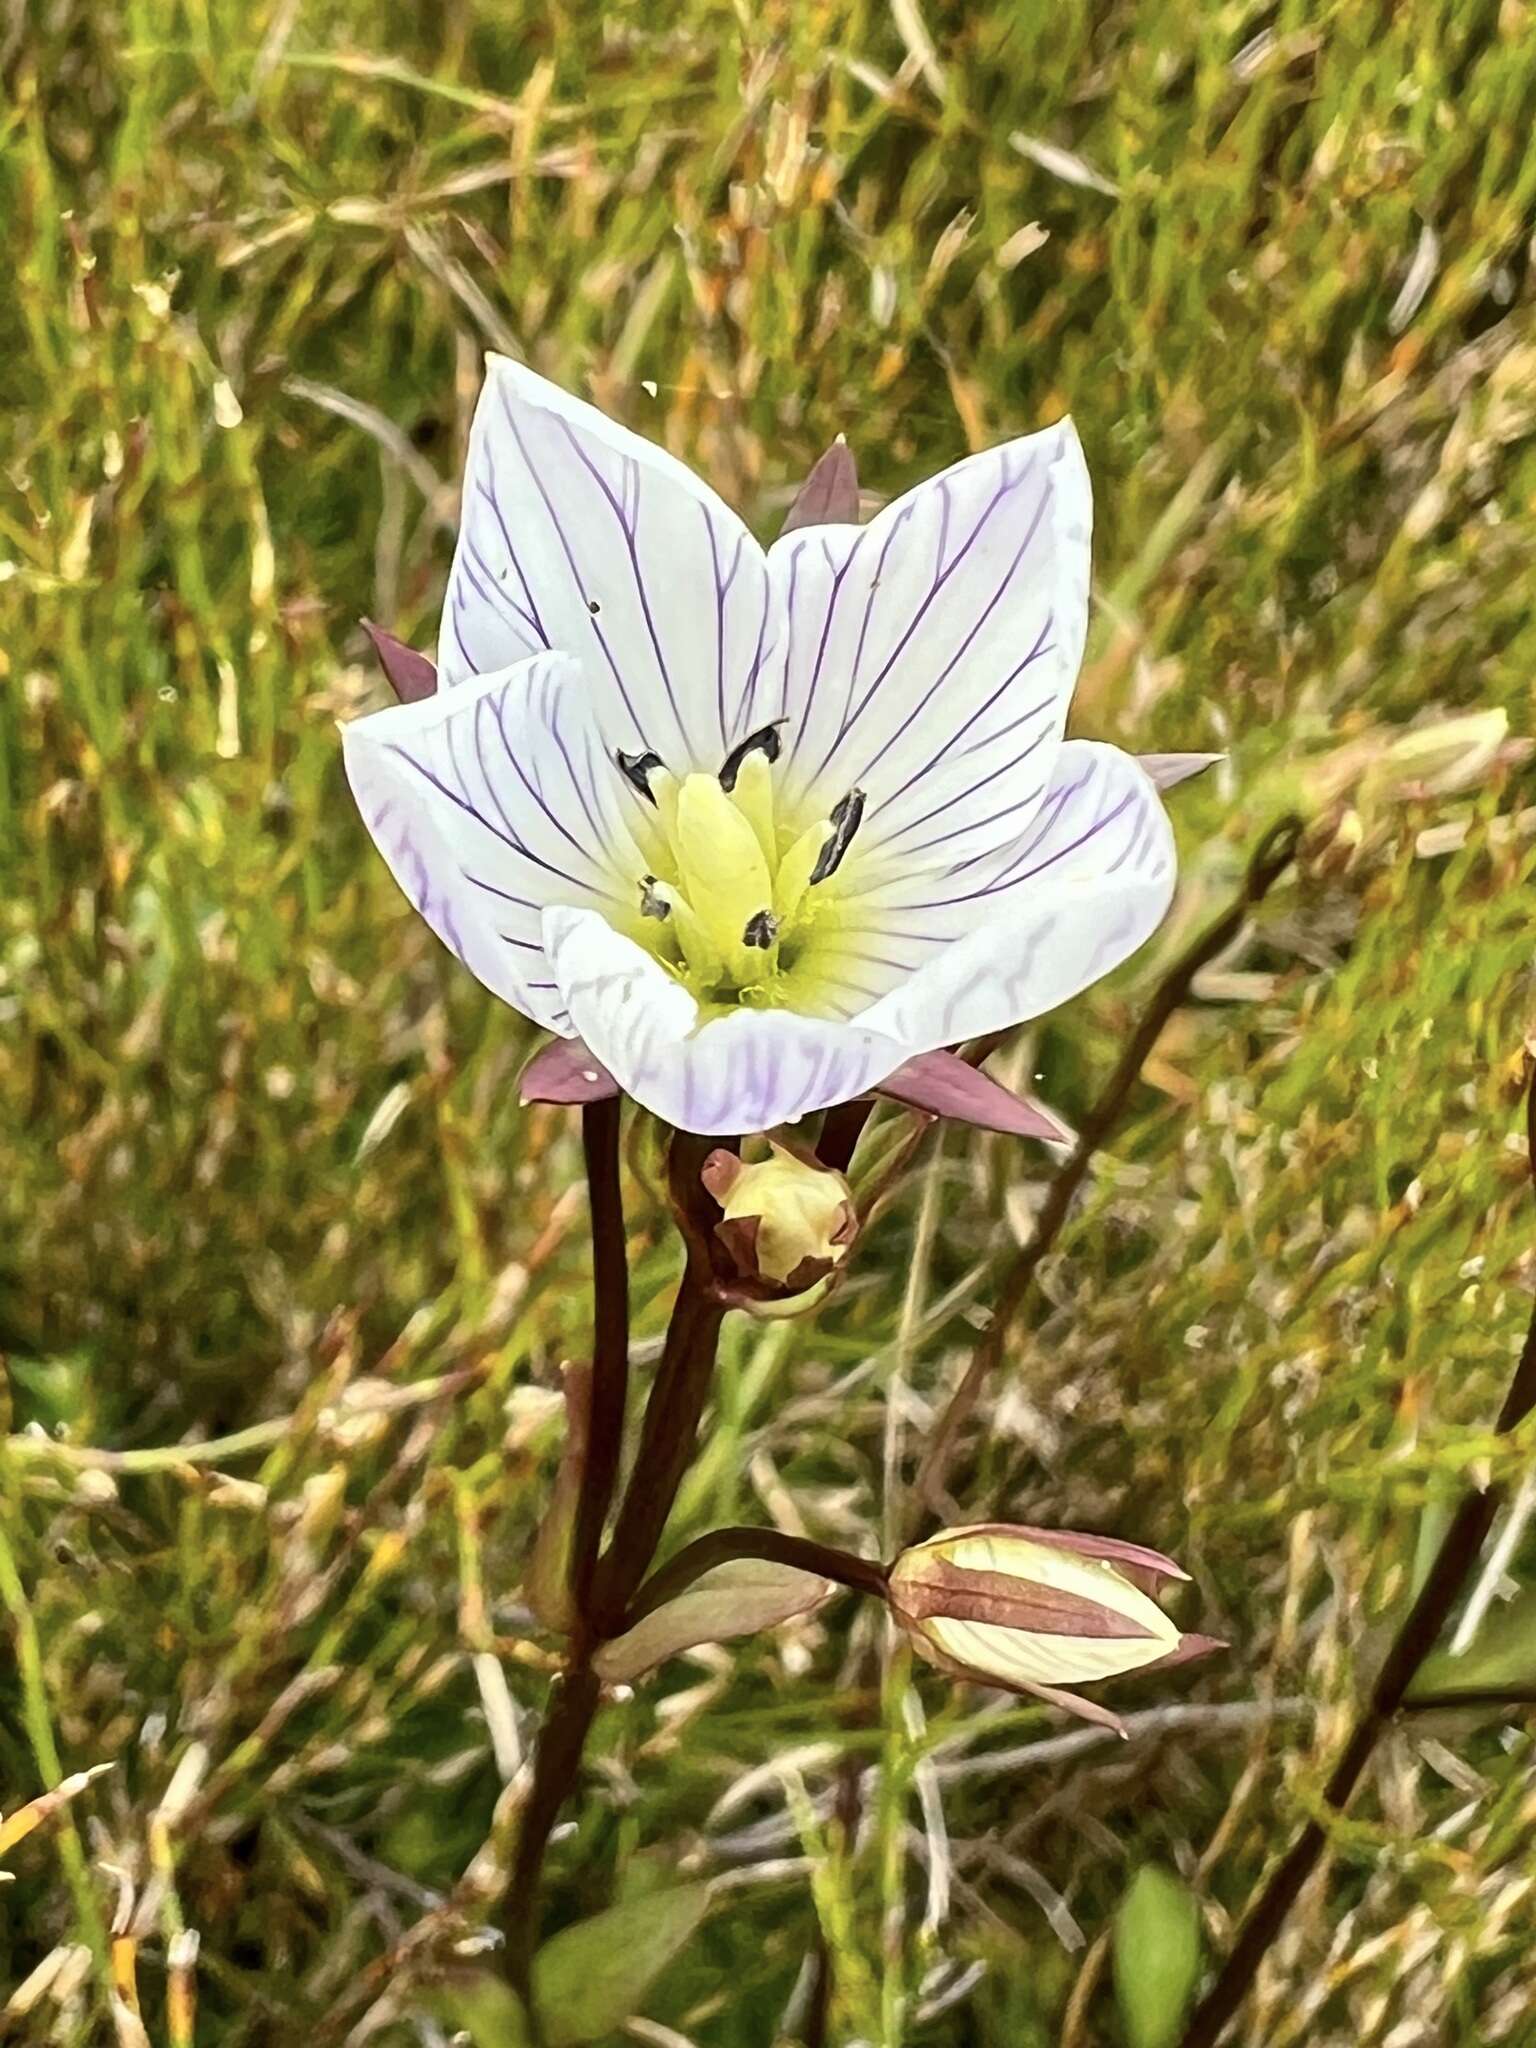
525,1362,591,1633
1411,1586,1536,1702
534,1884,711,2045
592,1558,831,1682
1114,1864,1202,2048
427,1971,531,2048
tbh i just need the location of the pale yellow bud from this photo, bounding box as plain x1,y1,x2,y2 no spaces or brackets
701,1143,857,1300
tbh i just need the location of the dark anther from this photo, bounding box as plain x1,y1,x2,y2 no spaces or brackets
616,748,664,802
587,598,601,615
639,876,670,921
811,787,865,884
742,910,779,950
719,721,787,792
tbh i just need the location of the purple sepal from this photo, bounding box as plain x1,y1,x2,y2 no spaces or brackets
362,619,438,704
780,440,861,534
1136,1632,1228,1676
1136,752,1223,791
948,1523,1190,1589
519,1036,620,1106
876,1050,1072,1143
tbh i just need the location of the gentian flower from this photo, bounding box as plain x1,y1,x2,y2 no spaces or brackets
345,359,1185,1136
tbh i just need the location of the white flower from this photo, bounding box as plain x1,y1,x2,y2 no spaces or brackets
343,358,1177,1136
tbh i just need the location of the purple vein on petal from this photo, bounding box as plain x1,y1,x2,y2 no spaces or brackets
497,390,649,745
555,421,687,751
794,533,858,740
872,631,1054,814
476,475,550,643
811,457,1041,788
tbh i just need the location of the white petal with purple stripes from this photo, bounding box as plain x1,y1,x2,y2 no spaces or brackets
763,421,1090,870
346,361,1186,1136
343,651,640,1033
855,743,1176,1048
438,356,773,771
542,908,908,1135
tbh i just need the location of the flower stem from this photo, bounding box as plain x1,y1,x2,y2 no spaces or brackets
569,1098,629,1617
619,1526,890,1629
590,1266,726,1631
1178,1064,1536,2047
504,1126,731,2012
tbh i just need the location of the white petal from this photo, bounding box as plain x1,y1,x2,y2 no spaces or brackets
542,907,907,1135
854,742,1175,1047
765,420,1091,868
343,652,640,1031
439,357,771,770
925,1610,1176,1689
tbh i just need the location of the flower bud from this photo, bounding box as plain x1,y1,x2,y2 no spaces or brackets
700,1143,857,1309
887,1524,1221,1729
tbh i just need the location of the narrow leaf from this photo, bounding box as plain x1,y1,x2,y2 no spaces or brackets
535,1885,710,2045
594,1558,831,1682
1114,1864,1202,2048
1411,1586,1536,1702
525,1362,591,1632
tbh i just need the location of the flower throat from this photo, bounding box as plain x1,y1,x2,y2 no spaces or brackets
619,735,863,1016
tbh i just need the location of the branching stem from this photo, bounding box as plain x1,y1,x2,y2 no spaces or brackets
503,1123,732,2016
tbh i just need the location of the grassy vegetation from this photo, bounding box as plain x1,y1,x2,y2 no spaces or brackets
4,1,1536,2041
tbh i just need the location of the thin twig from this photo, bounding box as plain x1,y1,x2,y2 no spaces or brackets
914,814,1305,1521
1178,1062,1536,2048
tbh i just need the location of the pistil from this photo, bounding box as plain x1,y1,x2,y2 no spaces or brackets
629,757,850,1012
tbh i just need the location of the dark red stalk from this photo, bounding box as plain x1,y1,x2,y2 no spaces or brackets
1178,1067,1536,2046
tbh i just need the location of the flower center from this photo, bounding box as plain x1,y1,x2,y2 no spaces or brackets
620,738,863,1015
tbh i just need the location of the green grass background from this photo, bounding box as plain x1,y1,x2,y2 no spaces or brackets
3,1,1536,2042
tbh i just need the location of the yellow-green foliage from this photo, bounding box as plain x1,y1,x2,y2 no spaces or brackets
2,4,1534,2043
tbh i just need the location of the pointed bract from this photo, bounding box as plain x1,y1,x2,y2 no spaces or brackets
780,439,861,533
362,619,438,704
520,1036,620,1105
1136,751,1223,791
876,1051,1073,1142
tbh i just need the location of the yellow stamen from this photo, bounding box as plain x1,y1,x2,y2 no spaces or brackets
773,819,830,926
629,759,862,1015
731,748,778,868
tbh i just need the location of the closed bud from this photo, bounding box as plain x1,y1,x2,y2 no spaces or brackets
700,1143,857,1311
887,1524,1222,1730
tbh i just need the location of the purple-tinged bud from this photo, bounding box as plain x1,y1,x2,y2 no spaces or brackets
700,1143,857,1314
887,1524,1222,1729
